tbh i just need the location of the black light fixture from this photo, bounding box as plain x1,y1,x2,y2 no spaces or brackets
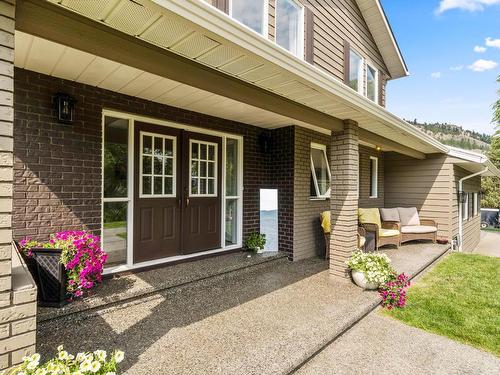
259,133,272,154
459,191,467,204
54,93,76,124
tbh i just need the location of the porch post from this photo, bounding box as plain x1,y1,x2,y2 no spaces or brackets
329,120,359,279
0,1,37,369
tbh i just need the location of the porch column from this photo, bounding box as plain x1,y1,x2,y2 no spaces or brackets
329,120,359,279
0,1,37,369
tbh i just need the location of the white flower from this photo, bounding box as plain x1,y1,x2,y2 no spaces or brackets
114,350,124,363
80,360,92,372
94,350,107,362
76,353,86,363
58,350,69,361
31,353,41,363
90,361,101,373
34,369,48,375
105,373,116,375
57,345,64,352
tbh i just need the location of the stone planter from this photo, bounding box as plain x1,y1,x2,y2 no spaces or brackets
351,270,379,290
30,248,69,307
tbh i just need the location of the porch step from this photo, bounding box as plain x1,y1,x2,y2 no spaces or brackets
37,251,288,323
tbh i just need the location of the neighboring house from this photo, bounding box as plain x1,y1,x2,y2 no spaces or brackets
0,0,498,369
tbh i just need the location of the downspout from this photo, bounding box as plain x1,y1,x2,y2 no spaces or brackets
458,167,488,252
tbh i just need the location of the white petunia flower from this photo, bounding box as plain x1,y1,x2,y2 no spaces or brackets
90,361,101,373
76,353,86,363
94,350,107,362
114,350,125,363
57,345,64,352
58,350,69,361
80,360,92,372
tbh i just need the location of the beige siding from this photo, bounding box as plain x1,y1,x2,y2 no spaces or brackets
293,127,331,260
358,146,384,208
451,166,481,251
384,153,453,240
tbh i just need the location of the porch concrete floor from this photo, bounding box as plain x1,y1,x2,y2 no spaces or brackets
37,243,448,374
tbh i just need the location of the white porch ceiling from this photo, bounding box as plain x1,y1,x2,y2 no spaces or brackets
19,0,447,155
15,31,323,132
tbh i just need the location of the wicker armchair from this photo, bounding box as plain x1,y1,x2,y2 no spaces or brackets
321,211,366,259
360,221,400,250
400,218,438,244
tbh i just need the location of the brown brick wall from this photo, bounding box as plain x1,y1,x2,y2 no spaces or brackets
358,145,384,208
13,68,294,254
293,127,330,260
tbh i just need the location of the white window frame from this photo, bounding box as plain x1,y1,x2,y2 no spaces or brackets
139,132,177,198
229,0,269,37
369,156,378,198
189,139,218,197
310,142,331,199
462,193,468,222
101,110,243,275
349,48,365,95
473,193,478,216
366,62,378,103
275,0,305,59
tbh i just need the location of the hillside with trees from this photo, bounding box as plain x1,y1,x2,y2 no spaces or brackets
405,119,491,152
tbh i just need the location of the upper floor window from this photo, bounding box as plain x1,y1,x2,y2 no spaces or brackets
310,143,331,199
349,49,364,94
366,63,378,102
276,0,304,58
229,0,267,35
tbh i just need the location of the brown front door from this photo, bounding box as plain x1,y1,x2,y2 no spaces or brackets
133,123,222,263
134,122,182,263
182,132,222,254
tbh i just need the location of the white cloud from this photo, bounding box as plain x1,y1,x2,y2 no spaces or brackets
467,59,498,72
430,72,442,79
450,65,464,71
436,0,500,14
485,37,500,48
473,45,487,53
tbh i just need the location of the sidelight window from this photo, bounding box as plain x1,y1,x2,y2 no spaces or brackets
190,140,217,196
369,156,378,198
349,49,364,94
366,63,378,102
140,132,176,197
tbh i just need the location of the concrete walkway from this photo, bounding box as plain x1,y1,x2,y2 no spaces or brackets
471,230,500,257
36,243,448,374
296,312,500,375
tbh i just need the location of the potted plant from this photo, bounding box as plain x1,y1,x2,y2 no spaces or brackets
244,232,266,253
346,251,395,290
19,231,108,307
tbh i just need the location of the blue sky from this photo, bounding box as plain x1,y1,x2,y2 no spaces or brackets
381,0,500,134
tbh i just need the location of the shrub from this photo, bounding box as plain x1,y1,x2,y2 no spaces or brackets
4,346,124,375
244,232,266,252
379,273,411,309
346,251,395,285
20,231,108,298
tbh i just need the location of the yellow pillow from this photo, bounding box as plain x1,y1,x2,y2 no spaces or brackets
358,208,381,228
320,211,330,234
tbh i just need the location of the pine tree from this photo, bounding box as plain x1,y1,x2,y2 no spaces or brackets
481,76,500,209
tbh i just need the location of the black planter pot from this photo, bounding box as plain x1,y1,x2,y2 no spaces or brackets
30,248,69,307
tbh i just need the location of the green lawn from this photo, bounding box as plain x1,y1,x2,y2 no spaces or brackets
103,221,126,229
383,253,500,356
481,227,500,232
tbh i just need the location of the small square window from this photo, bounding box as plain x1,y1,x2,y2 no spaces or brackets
276,0,304,58
310,144,331,198
230,0,267,35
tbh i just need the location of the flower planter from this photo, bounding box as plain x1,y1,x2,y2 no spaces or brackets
30,248,69,307
351,270,379,290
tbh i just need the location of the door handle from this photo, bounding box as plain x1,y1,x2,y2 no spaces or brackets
186,197,190,207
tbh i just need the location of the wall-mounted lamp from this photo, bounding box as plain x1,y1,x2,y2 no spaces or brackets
54,93,76,124
458,191,467,204
375,146,381,152
259,133,272,154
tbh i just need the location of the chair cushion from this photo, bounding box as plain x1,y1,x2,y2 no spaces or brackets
320,211,330,234
358,208,381,228
397,207,420,226
380,208,400,222
358,236,366,249
379,229,400,237
401,225,437,234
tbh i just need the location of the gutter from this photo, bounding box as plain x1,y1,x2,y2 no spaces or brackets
458,167,488,252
